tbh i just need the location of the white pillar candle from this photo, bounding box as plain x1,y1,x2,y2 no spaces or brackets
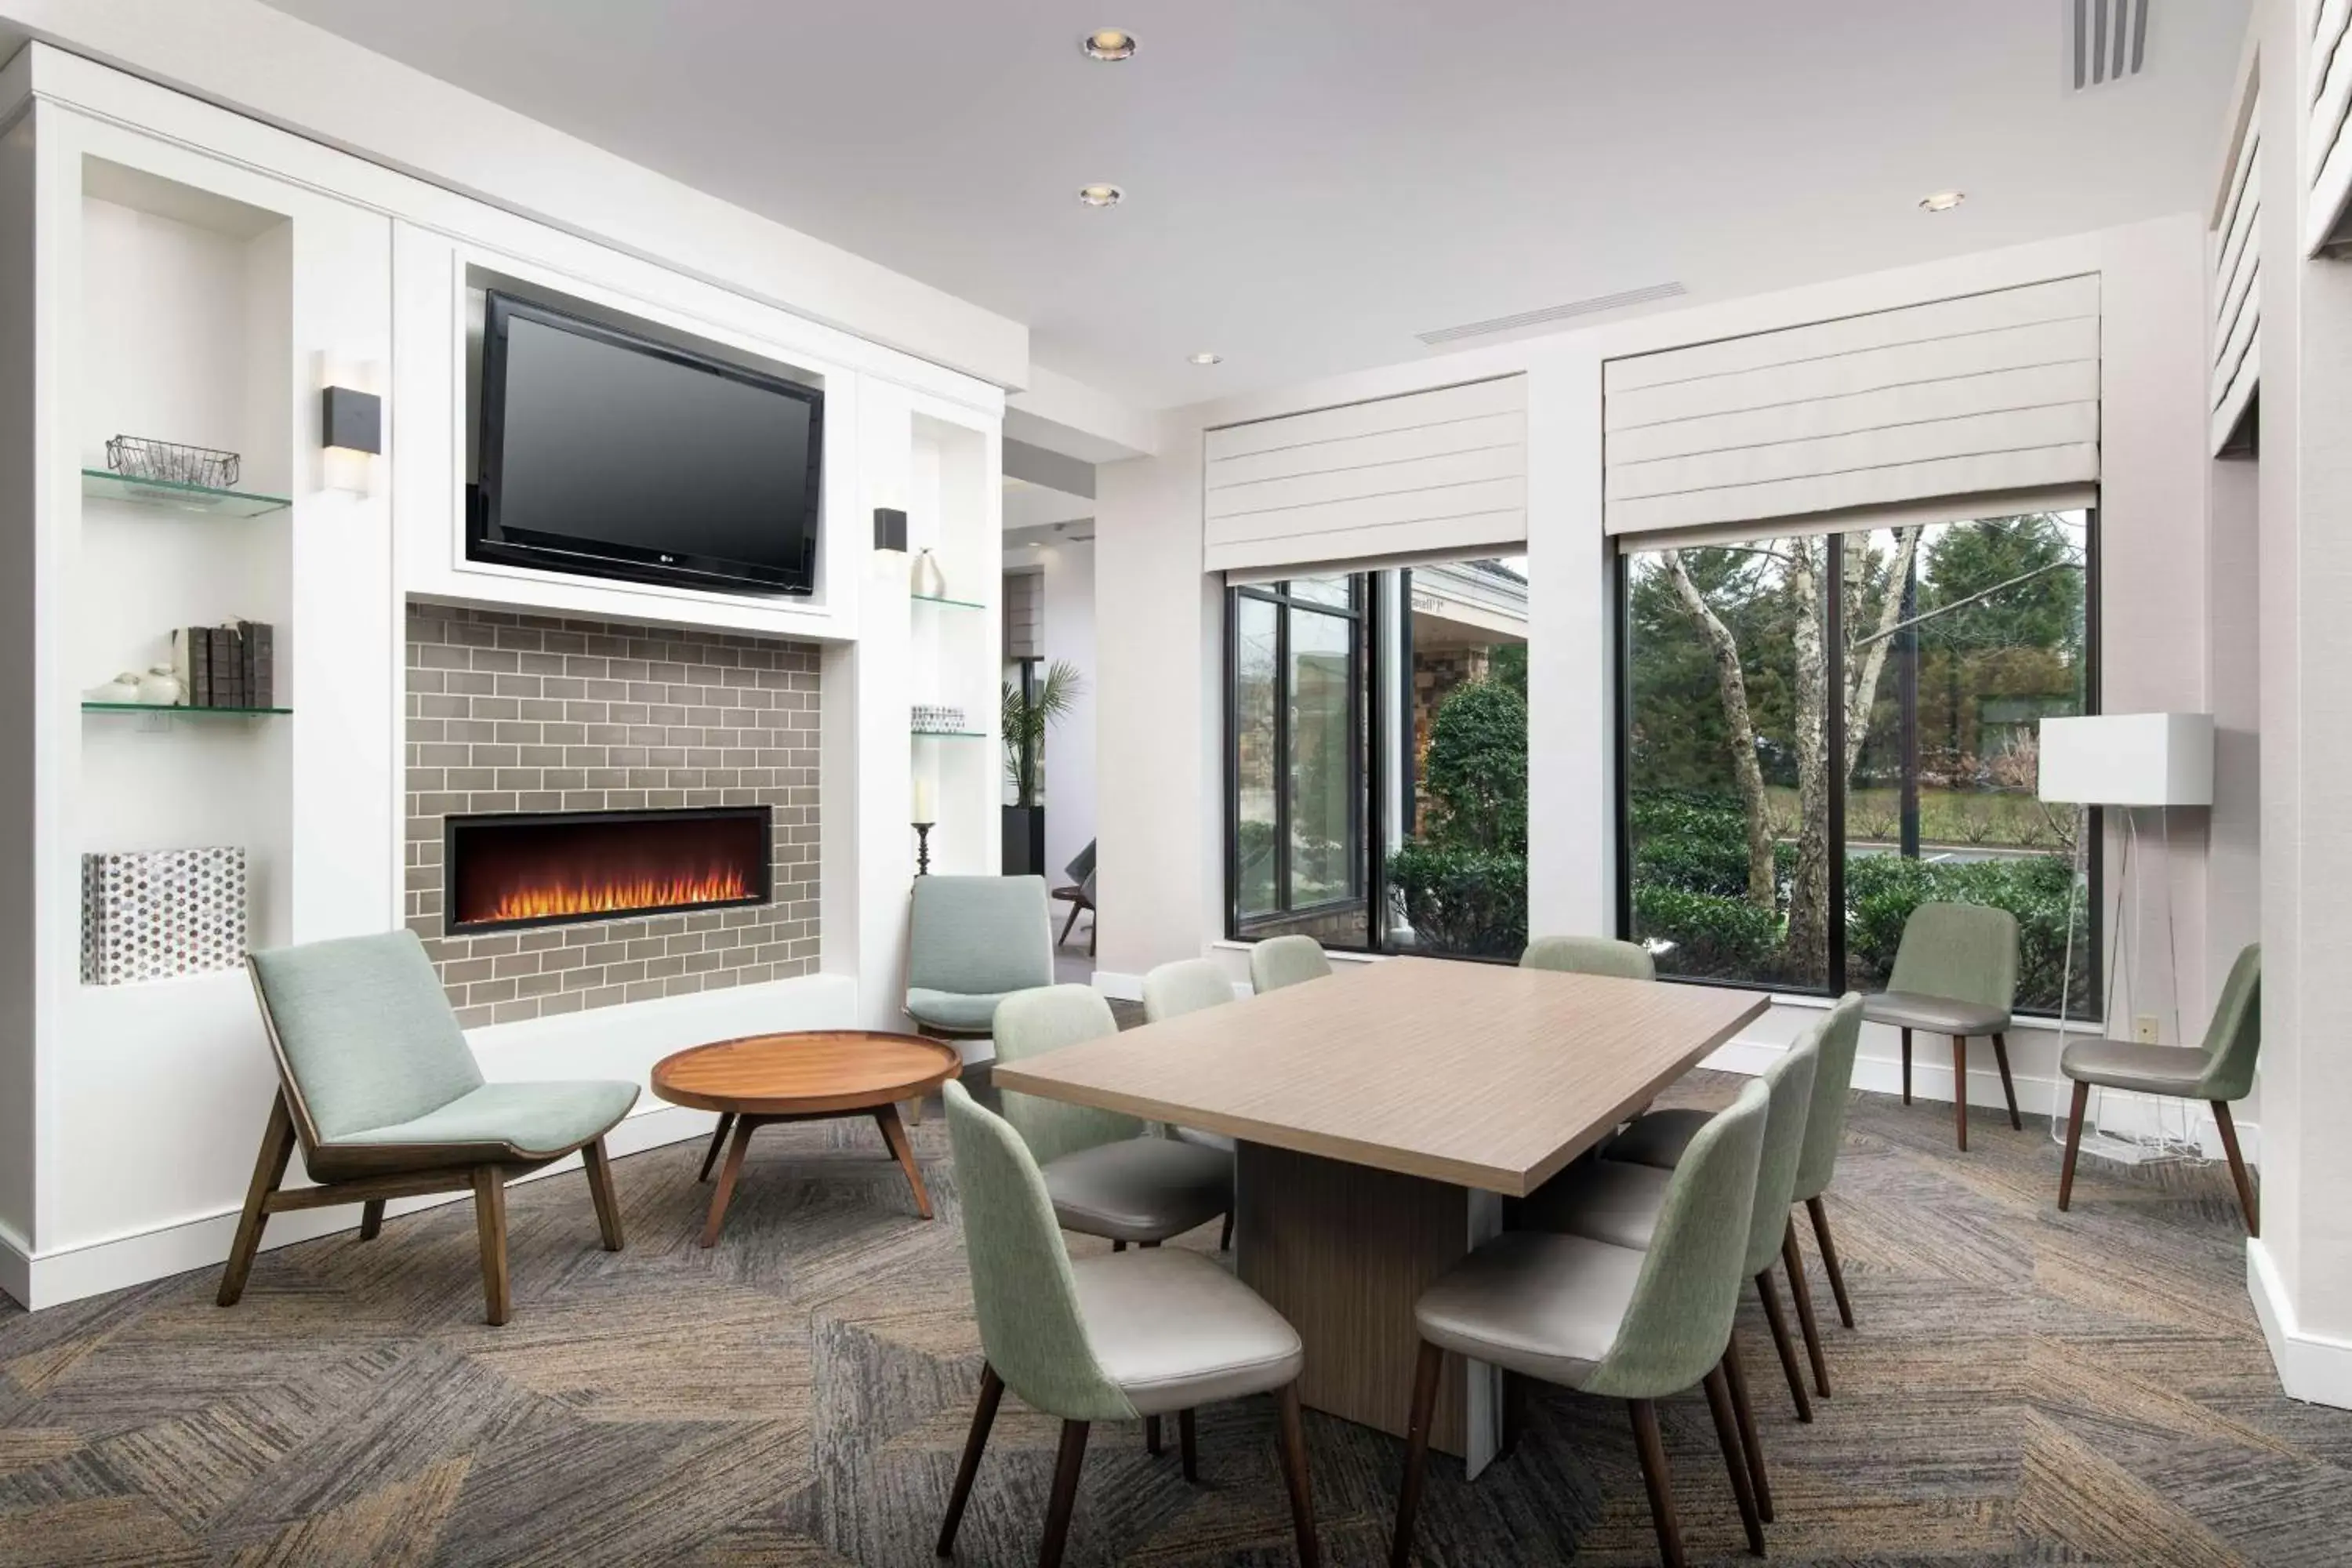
913,775,935,823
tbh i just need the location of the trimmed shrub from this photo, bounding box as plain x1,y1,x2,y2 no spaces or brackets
1631,884,1780,977
1844,851,2086,1014
1388,842,1527,959
1422,680,1529,853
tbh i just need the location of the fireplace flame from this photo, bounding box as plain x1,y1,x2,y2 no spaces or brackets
480,866,752,925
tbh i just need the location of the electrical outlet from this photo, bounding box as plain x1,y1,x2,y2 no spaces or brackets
2133,1014,2161,1044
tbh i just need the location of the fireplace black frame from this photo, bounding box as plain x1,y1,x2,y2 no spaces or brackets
443,805,773,935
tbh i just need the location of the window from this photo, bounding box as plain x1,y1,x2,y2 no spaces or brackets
1618,510,2095,1014
1225,560,1530,961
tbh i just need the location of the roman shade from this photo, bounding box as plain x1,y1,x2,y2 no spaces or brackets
1602,277,2101,537
1203,377,1527,575
2213,81,2260,455
2310,0,2352,252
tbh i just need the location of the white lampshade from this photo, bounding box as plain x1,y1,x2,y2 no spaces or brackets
2038,713,2213,807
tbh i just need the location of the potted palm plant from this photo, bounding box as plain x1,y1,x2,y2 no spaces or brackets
1002,659,1083,877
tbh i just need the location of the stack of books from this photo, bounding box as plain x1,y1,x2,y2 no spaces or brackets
172,620,276,710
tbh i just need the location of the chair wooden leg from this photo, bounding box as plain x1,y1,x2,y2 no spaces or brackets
1627,1398,1686,1568
1992,1032,2022,1130
1039,1419,1091,1568
2057,1080,2089,1212
1221,1210,1235,1252
1145,1414,1162,1456
936,1363,1003,1556
1059,899,1085,947
1112,1239,1127,1253
1805,1196,1856,1329
1722,1334,1773,1524
696,1112,735,1183
472,1165,511,1327
1901,1027,1912,1104
1178,1407,1198,1483
1755,1269,1813,1422
218,1093,296,1307
1952,1034,1970,1151
2213,1100,2259,1237
358,1200,384,1241
1703,1365,1766,1556
1276,1380,1319,1566
1783,1218,1831,1398
874,1102,935,1220
583,1137,624,1250
1389,1340,1444,1568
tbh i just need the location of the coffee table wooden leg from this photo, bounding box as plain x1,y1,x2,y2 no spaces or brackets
697,1112,735,1183
700,1115,759,1248
874,1102,934,1219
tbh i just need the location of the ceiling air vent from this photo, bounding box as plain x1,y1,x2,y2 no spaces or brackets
1416,281,1686,347
2068,0,2150,93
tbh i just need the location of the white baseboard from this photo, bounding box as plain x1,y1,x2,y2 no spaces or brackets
0,1102,716,1313
2249,1239,2352,1408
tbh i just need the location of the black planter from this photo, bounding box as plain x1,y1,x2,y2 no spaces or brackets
1002,804,1046,877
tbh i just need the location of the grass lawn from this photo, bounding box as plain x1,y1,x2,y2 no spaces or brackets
1760,784,2073,851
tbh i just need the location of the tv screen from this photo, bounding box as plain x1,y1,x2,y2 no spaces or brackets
473,291,822,595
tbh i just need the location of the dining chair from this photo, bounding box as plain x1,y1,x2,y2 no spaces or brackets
993,986,1233,1265
1392,1079,1770,1568
1250,934,1331,993
1052,840,1098,956
2059,943,2262,1234
221,931,639,1326
1860,902,2020,1150
903,874,1055,1045
937,1080,1318,1568
1141,956,1243,1247
1537,1008,1820,1475
1520,934,1657,981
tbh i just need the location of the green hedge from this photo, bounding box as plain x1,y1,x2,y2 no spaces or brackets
1387,842,1526,959
1843,851,2086,1012
1629,884,1780,976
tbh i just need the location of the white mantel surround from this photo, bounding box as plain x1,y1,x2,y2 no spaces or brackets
0,44,1004,1309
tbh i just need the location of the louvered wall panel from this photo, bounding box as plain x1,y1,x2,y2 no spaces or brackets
1203,377,1526,574
1602,277,2100,536
2310,0,2352,251
2213,89,2261,454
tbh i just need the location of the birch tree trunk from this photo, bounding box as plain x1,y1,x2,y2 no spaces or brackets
1663,552,1777,911
1787,541,1833,981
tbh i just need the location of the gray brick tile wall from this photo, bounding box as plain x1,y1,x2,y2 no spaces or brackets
405,601,821,1028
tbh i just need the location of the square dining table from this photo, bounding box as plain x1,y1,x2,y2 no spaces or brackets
989,956,1767,1476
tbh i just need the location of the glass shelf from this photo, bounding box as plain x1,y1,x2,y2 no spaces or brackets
81,469,292,518
83,702,292,717
911,592,986,610
912,728,987,739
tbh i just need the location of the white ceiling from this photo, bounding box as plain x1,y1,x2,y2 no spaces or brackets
260,0,2247,408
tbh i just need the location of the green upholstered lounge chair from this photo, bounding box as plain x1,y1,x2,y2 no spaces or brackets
993,986,1232,1251
1391,1080,1772,1568
1249,934,1330,993
936,1080,1317,1566
1861,901,2020,1150
1520,934,1657,981
903,874,1054,1046
220,931,638,1325
2060,942,2262,1234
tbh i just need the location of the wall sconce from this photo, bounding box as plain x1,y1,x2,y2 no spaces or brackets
873,506,908,552
321,384,381,494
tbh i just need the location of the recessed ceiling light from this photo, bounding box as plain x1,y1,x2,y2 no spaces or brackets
1083,29,1137,61
1189,351,1222,366
1078,183,1124,208
1918,190,1965,212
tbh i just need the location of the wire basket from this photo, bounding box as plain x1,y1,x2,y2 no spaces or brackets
105,436,241,489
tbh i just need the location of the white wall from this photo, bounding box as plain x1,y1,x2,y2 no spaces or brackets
1093,216,2227,1134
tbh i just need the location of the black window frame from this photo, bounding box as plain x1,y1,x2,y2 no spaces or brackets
1610,508,2103,1018
1222,574,1385,950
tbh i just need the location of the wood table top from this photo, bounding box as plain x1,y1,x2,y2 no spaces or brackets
651,1031,961,1116
991,958,1766,1196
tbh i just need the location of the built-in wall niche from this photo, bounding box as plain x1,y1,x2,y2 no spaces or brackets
74,156,296,957
908,412,996,876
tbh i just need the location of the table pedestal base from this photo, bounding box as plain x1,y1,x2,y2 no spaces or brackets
1236,1142,1503,1475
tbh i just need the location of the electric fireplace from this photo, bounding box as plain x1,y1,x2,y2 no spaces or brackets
444,807,771,935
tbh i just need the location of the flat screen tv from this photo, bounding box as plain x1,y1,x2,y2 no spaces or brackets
472,291,822,596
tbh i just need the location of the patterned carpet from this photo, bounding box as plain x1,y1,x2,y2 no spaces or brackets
1,1060,2345,1566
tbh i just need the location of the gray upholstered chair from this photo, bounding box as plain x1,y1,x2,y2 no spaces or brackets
1861,901,2020,1150
1391,1080,1771,1568
220,931,638,1325
2060,943,2262,1235
993,986,1232,1256
1052,840,1098,956
1250,934,1331,993
904,873,1054,1047
1520,934,1657,981
936,1080,1317,1567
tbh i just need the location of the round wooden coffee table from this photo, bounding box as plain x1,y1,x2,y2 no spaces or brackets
651,1031,961,1247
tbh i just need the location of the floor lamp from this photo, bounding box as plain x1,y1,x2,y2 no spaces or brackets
2037,713,2215,1165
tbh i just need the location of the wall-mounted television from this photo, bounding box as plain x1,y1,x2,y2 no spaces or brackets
472,291,822,596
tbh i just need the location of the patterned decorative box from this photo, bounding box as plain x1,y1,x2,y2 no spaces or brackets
80,847,249,985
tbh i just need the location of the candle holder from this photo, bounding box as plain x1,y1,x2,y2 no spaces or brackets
913,821,935,877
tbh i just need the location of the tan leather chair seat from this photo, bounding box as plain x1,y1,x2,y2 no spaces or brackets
1860,990,2009,1034
2060,1037,2209,1096
1521,1156,1672,1250
1414,1230,1643,1387
1044,1137,1234,1243
1070,1247,1305,1414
